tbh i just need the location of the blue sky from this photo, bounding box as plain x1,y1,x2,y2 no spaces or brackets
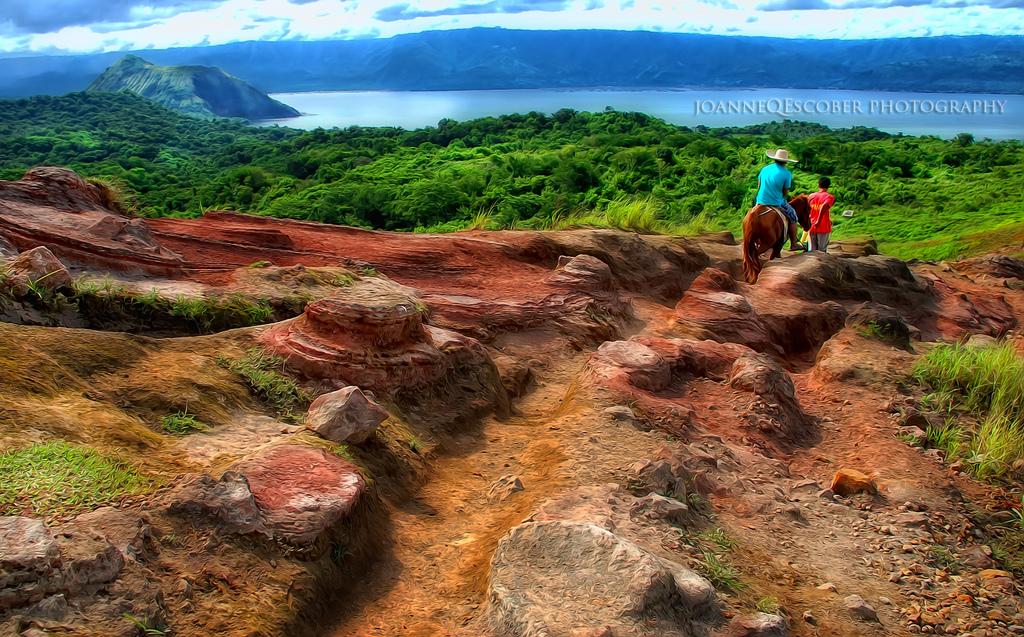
1,0,1022,55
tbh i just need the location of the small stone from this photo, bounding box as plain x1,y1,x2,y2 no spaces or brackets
305,386,389,444
803,610,817,624
845,594,879,622
830,469,877,496
817,582,837,592
897,511,930,527
487,475,525,503
603,405,635,422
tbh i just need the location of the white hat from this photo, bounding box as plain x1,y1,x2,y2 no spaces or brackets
766,148,797,163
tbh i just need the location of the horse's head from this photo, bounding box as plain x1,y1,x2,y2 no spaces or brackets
789,194,812,232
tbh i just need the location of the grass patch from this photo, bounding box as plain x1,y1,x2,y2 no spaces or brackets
698,527,737,552
160,409,209,435
0,441,150,517
217,348,309,420
913,342,1024,479
755,596,781,614
928,545,963,574
856,320,903,345
408,434,425,454
697,550,746,592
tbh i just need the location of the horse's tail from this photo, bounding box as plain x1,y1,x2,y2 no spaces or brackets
741,212,762,284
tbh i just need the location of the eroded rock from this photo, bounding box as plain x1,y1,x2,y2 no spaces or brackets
594,340,671,391
488,520,718,637
169,445,366,545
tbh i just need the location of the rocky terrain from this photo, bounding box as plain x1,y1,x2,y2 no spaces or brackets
1,166,1023,637
87,55,299,120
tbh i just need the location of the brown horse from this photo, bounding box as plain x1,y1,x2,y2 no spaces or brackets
741,194,812,283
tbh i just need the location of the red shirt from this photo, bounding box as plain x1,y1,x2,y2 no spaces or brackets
808,190,835,233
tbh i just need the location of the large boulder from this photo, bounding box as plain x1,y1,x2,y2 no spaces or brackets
4,246,72,297
167,444,366,545
261,278,508,415
306,386,389,444
488,520,718,637
230,444,365,545
811,327,917,388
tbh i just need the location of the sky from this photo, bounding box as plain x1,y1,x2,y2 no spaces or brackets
0,0,1022,55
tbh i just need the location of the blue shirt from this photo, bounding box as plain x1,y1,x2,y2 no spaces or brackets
756,163,793,206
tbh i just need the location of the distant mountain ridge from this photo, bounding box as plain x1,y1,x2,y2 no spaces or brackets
86,55,299,120
4,28,1024,98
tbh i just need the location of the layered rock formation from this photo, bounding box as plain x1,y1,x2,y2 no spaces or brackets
1,168,1023,637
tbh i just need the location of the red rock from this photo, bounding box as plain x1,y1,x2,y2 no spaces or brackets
231,444,365,545
674,268,780,356
638,337,753,381
594,340,671,391
0,168,184,275
547,254,613,291
830,469,877,496
260,277,500,396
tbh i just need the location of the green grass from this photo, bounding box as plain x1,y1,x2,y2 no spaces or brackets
71,284,276,332
928,545,963,574
698,527,737,552
913,342,1024,479
856,320,903,346
217,348,309,419
408,435,424,454
697,550,746,592
755,596,781,614
160,409,209,435
0,441,150,516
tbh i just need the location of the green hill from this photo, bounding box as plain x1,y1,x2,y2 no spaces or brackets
86,55,299,121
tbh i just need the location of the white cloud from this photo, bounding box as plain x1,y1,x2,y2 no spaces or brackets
0,0,1021,54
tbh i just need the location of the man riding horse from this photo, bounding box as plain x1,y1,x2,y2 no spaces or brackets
755,148,802,252
741,148,812,283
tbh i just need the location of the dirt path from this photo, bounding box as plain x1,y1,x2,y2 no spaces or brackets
325,347,586,636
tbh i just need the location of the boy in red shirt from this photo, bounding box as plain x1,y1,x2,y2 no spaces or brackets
808,177,835,253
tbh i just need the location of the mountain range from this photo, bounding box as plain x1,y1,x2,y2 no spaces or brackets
2,28,1023,98
86,55,299,120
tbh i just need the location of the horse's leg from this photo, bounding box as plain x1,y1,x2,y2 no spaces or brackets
770,220,785,259
788,220,802,251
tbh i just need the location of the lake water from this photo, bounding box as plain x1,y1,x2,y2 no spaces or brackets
261,88,1024,139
